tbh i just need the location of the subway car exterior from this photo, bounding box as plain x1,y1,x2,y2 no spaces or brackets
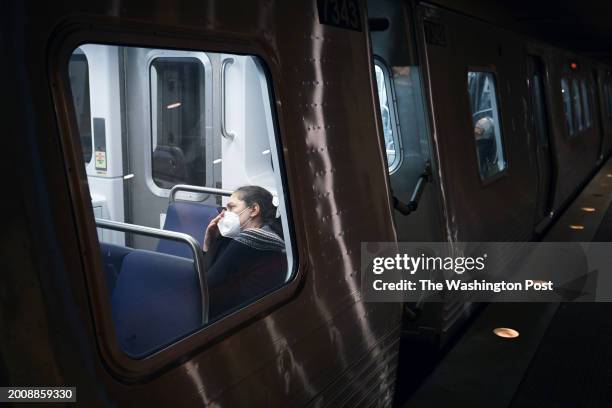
4,0,402,406
3,0,612,406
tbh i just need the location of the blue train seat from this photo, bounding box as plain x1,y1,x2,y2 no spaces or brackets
111,249,202,357
99,242,132,293
156,200,219,258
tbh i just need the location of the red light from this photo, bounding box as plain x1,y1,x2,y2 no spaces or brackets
570,62,578,70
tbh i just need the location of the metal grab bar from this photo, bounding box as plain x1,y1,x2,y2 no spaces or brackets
95,218,209,325
221,58,235,140
394,161,431,216
169,184,234,203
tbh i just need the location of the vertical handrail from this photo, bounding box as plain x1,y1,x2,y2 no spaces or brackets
221,58,235,140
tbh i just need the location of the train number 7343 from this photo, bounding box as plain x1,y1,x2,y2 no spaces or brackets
317,0,361,31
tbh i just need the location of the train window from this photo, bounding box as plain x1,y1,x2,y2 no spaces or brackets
530,65,550,148
151,58,207,189
68,49,93,163
581,79,592,128
467,71,507,180
374,60,402,173
561,78,575,136
65,44,295,358
572,79,584,131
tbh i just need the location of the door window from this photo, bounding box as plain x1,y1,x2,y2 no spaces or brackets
561,78,575,136
151,58,207,189
467,71,507,180
580,79,592,128
374,60,402,173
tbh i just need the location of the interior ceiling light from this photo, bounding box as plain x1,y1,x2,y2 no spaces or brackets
166,102,181,109
569,224,585,230
581,207,596,212
607,173,612,178
493,327,519,339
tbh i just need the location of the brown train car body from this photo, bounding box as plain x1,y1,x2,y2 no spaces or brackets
3,0,612,406
3,0,400,406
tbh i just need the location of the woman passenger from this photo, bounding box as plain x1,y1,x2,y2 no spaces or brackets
203,185,287,319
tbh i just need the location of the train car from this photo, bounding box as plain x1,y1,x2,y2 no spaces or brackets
369,1,612,346
4,0,402,406
3,0,612,406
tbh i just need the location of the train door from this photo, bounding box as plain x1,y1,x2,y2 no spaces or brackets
415,5,538,242
123,48,217,248
527,55,555,225
368,0,443,242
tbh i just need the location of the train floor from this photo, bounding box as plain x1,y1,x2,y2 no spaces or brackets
395,157,612,408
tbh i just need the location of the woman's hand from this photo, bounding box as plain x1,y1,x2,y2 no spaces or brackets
203,211,224,252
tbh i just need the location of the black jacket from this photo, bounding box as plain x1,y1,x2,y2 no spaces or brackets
204,233,287,320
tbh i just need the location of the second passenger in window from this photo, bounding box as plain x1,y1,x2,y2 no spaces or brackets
474,116,498,178
203,186,287,319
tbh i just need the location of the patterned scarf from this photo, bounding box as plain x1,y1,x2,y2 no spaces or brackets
232,225,285,252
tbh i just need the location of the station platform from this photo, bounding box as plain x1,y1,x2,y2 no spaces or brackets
399,158,612,407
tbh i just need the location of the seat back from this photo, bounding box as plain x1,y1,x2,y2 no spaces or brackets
100,242,133,293
157,200,219,257
111,249,202,357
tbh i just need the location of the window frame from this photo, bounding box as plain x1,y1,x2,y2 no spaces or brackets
465,67,509,185
145,50,214,198
50,28,302,380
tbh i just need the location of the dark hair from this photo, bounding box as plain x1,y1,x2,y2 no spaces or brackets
235,185,283,238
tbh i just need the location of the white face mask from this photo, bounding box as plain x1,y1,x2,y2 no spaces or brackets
217,207,250,238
